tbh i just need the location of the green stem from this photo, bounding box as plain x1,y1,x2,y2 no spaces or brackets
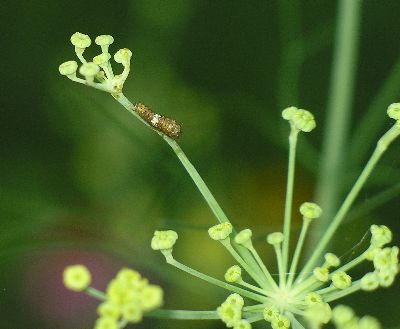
350,57,400,167
247,245,279,291
324,281,361,302
85,287,106,300
287,219,311,287
273,243,286,288
221,239,269,289
314,0,362,237
239,280,273,298
147,309,219,320
332,251,366,274
167,257,268,303
164,137,230,224
282,129,299,282
113,93,263,278
114,93,230,225
298,123,400,282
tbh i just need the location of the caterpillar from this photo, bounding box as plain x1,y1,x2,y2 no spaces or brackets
133,103,182,139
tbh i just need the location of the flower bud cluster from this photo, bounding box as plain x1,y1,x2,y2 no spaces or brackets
282,107,316,132
95,268,163,329
361,225,399,290
59,32,132,94
332,305,381,329
263,305,291,329
217,294,251,329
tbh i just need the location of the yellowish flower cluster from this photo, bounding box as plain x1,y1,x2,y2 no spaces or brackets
63,265,163,329
217,294,251,329
59,32,132,95
95,268,163,329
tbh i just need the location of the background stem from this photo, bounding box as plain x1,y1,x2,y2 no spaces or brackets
313,0,362,245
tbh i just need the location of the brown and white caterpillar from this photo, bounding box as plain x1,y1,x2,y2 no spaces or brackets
133,103,182,139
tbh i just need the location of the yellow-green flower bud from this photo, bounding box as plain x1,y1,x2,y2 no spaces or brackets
217,302,242,327
377,269,396,287
370,224,392,248
331,271,352,289
387,103,400,121
299,202,322,220
282,106,298,120
95,34,114,53
271,314,290,329
283,107,317,132
305,292,323,306
226,293,245,308
59,60,78,76
114,48,132,65
332,305,354,326
292,109,316,132
365,246,381,261
233,319,252,329
97,302,121,319
94,316,119,329
208,223,233,241
151,230,178,250
373,247,398,271
313,267,329,282
267,232,284,245
116,268,141,284
323,253,340,268
304,302,332,325
122,302,143,323
360,272,379,291
140,285,163,311
79,62,100,79
359,315,381,329
106,278,135,305
71,32,91,48
234,229,252,245
225,265,242,283
263,304,279,322
93,53,111,66
63,264,91,292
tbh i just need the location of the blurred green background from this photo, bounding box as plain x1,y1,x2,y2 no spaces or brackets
1,1,400,328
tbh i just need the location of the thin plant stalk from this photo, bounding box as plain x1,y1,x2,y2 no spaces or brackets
314,0,362,237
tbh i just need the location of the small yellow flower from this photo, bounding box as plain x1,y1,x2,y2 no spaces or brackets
331,271,352,289
305,292,323,305
217,302,242,327
313,267,329,282
263,304,279,322
63,264,91,292
208,223,233,241
94,316,119,329
122,302,143,323
140,285,163,311
97,302,121,320
299,202,322,220
225,265,242,283
233,319,252,329
151,230,178,250
267,232,284,245
271,314,290,329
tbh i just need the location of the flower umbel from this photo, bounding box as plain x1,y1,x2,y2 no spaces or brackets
60,32,131,94
63,266,163,329
150,106,399,328
59,34,400,328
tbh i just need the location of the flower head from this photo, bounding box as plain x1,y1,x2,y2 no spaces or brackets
151,230,178,251
63,264,91,292
208,223,233,241
60,33,133,93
